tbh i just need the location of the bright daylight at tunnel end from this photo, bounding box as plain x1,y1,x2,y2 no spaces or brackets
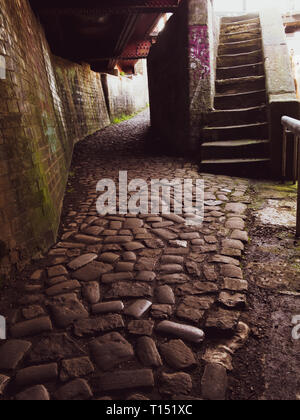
0,0,299,405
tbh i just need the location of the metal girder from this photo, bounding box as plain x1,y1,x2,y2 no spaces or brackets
31,0,180,16
120,40,153,59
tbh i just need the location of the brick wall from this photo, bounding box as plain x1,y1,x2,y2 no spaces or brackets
0,0,111,278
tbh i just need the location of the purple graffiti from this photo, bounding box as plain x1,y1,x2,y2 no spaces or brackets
189,25,210,80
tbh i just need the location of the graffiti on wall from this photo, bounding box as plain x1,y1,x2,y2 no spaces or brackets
189,25,210,81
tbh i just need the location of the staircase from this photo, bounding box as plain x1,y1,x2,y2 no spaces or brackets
201,14,271,176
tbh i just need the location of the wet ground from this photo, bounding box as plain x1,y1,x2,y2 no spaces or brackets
0,110,299,400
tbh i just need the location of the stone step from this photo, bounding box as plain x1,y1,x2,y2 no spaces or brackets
221,22,260,35
215,75,265,95
202,122,269,142
214,89,266,110
200,158,271,177
217,50,263,67
201,139,270,160
221,14,259,24
217,62,264,80
206,106,267,126
221,17,260,30
219,38,262,55
220,28,261,43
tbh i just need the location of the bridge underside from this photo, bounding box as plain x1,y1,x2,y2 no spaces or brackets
29,0,180,73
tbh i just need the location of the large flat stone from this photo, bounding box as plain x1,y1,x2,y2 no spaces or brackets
0,340,32,370
99,369,154,392
55,379,93,400
106,282,153,299
137,337,162,368
89,332,134,371
160,340,196,370
68,254,98,271
74,314,124,338
10,317,53,338
73,262,113,281
15,385,50,401
60,357,95,382
49,294,89,328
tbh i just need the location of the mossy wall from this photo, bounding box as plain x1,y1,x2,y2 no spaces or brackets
0,0,110,278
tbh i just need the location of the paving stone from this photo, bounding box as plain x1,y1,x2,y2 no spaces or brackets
22,305,46,320
124,300,152,318
156,285,175,304
15,363,58,387
123,252,137,262
222,239,244,251
151,304,173,319
57,242,85,249
160,339,197,370
15,385,50,401
74,234,102,245
102,272,134,283
180,232,200,240
136,271,156,282
159,274,190,285
226,218,245,230
211,255,240,266
55,379,93,400
0,375,10,395
99,252,120,264
47,265,68,278
219,292,247,309
83,226,104,236
161,255,184,265
225,203,247,214
221,265,243,279
152,221,174,228
73,261,113,281
203,264,218,282
221,248,242,258
160,264,183,274
49,294,89,328
186,261,201,276
136,257,158,271
10,317,53,338
46,280,81,297
68,254,98,271
137,337,162,368
222,278,248,292
110,221,123,230
153,229,178,241
205,308,241,334
90,332,134,371
124,242,145,251
201,363,228,401
104,236,133,244
163,214,186,224
127,394,150,400
92,301,124,314
102,244,122,252
29,333,85,364
99,369,154,392
0,340,32,370
176,282,218,296
164,247,189,255
231,230,249,242
128,320,154,336
144,239,164,249
123,219,143,229
106,282,153,299
159,372,193,396
74,315,124,338
177,296,214,323
157,321,205,343
116,262,135,272
30,270,44,281
83,282,100,304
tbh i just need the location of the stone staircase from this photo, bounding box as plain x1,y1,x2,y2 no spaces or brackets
201,14,271,175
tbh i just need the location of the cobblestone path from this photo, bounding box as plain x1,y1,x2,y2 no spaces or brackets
0,110,252,400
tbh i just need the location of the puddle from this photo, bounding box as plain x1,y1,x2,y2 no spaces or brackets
256,199,296,227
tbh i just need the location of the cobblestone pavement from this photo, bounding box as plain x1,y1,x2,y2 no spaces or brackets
0,110,252,400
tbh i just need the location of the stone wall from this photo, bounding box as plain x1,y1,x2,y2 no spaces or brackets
0,0,112,278
260,7,299,177
102,60,149,123
148,0,217,154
